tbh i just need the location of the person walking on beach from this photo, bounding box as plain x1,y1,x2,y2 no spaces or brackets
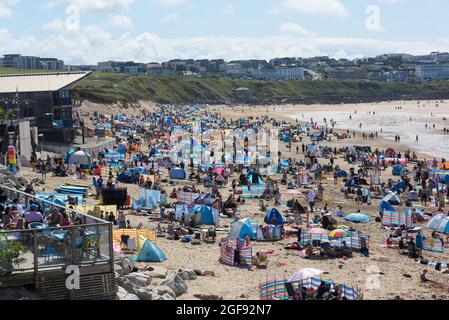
416,135,419,143
307,190,315,213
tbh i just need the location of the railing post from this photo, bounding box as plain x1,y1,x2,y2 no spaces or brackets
108,223,114,272
33,230,38,289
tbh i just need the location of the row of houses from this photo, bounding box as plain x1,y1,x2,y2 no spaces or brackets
4,52,449,81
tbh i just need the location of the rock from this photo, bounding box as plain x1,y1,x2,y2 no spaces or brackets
17,177,28,185
117,277,139,294
114,264,124,277
153,285,176,299
193,269,202,276
151,279,162,286
152,293,176,301
116,257,134,275
193,294,222,300
124,272,152,287
144,266,168,279
116,286,140,300
178,269,198,281
117,273,151,294
403,273,412,278
135,286,154,301
159,274,188,297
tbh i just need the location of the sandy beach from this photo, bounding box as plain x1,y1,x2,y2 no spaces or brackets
14,99,449,300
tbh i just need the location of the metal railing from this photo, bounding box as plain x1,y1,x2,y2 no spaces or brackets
0,186,114,286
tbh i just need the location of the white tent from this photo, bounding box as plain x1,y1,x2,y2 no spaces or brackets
68,150,92,165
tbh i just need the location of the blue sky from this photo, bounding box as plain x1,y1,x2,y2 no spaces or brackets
0,0,448,64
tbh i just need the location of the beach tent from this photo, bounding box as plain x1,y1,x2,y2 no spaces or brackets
344,213,371,223
67,150,92,166
247,171,263,184
428,214,449,234
133,237,166,262
379,200,396,213
392,165,404,176
383,192,401,205
391,181,407,193
338,170,348,178
264,208,285,226
385,148,396,158
169,167,187,180
228,218,257,240
176,204,219,226
117,170,137,184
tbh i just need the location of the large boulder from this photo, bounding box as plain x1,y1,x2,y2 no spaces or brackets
115,256,135,275
135,286,154,301
159,274,188,297
124,272,152,287
152,293,176,301
114,264,124,277
117,273,151,294
116,286,140,300
153,285,176,299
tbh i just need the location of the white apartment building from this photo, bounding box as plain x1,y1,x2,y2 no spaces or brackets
251,67,305,80
416,64,449,80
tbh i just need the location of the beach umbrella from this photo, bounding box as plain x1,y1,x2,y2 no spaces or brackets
344,213,371,223
288,268,324,282
328,229,350,238
307,228,328,235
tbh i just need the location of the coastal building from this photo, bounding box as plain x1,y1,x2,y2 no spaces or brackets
415,64,449,80
0,72,91,144
1,54,65,70
251,67,305,80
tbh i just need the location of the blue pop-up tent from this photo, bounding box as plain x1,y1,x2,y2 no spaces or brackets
170,168,187,180
133,237,167,262
264,208,285,225
392,165,404,176
228,218,256,240
379,200,396,213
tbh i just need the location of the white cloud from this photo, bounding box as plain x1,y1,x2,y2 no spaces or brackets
276,0,349,17
279,22,311,36
3,25,449,65
42,18,66,32
110,15,133,29
160,12,178,23
0,0,18,17
223,3,235,15
150,0,184,7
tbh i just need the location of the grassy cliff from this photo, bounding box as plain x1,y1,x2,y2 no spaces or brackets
73,72,449,105
2,68,449,104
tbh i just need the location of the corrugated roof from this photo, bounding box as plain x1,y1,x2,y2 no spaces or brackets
0,71,91,94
